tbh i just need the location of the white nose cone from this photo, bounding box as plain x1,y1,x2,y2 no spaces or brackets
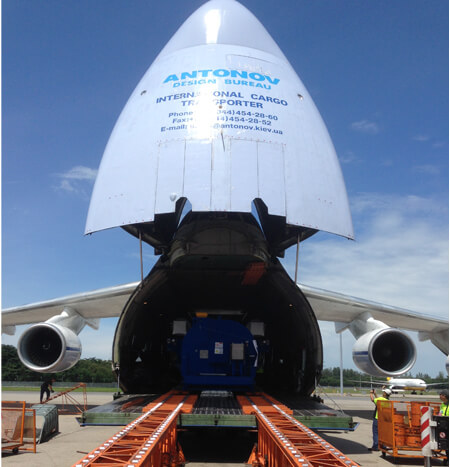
86,0,354,241
156,0,285,59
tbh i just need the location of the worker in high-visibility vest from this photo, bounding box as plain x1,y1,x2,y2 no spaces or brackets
438,389,449,465
368,388,391,451
439,389,449,416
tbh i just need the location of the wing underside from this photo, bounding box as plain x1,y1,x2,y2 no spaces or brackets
300,283,448,354
2,281,448,355
1,282,139,328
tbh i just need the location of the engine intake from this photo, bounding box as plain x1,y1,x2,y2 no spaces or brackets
352,328,416,376
18,323,82,373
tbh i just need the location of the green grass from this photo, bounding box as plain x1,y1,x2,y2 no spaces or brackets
2,386,117,393
2,386,442,396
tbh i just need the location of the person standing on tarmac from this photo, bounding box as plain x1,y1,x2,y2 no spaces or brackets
369,387,391,451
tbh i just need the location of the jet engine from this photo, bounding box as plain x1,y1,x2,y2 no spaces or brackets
18,323,81,372
17,307,92,373
348,313,416,376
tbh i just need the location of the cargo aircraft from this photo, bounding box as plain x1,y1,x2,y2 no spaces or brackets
2,0,448,396
354,377,448,394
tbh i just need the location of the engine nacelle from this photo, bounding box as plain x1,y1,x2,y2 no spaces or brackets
352,328,416,377
17,323,82,373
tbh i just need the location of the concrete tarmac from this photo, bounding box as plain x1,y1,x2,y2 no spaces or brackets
1,390,445,466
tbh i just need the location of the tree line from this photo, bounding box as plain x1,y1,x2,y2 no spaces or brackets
1,345,116,383
1,344,447,385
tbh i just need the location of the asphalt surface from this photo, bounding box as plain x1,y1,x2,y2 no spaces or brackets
1,390,445,466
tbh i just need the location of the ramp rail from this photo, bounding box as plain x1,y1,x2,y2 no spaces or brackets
73,391,197,466
240,393,359,467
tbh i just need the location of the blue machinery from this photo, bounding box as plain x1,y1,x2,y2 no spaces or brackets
171,317,266,390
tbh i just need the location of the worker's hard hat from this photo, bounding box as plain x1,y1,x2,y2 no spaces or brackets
383,388,392,396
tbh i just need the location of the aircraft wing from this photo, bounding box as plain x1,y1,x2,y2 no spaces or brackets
299,283,449,354
1,282,139,332
2,281,448,355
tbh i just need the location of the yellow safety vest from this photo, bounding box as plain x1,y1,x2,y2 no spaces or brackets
440,403,449,416
373,396,389,420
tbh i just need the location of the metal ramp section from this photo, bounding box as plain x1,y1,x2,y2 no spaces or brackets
80,394,161,425
180,389,255,428
43,383,87,414
240,393,359,467
72,391,197,467
275,394,357,431
191,390,243,415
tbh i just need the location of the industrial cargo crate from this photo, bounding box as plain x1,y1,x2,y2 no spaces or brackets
377,400,447,460
31,404,59,443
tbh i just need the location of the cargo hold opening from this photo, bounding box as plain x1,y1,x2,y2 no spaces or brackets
114,259,322,396
113,213,322,396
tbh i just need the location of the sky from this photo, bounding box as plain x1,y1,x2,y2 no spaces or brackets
2,0,448,378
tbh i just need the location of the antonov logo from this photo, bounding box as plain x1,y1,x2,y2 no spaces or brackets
164,69,280,85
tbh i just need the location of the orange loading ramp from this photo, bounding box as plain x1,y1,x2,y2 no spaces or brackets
240,394,359,467
73,391,197,466
73,391,358,467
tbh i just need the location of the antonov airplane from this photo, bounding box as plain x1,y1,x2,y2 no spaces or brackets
2,0,448,396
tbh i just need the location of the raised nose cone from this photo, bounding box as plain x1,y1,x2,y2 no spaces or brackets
86,1,354,245
157,0,286,60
